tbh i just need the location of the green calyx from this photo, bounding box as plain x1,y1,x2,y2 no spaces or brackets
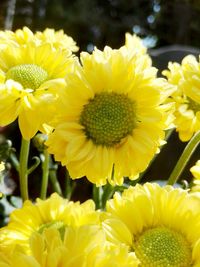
80,92,136,147
6,64,48,90
134,227,192,267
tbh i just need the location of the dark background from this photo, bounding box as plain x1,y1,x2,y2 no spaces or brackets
1,0,200,52
0,0,200,202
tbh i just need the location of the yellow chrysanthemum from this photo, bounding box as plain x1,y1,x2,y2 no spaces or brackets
0,43,75,139
124,33,153,75
35,28,79,52
190,160,200,192
0,26,78,52
163,55,200,141
0,226,138,267
106,183,200,266
46,45,174,185
125,33,148,56
0,26,35,47
0,193,99,252
93,244,139,267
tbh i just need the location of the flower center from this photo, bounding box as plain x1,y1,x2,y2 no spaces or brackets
187,97,200,113
38,221,65,239
134,227,192,267
80,92,136,147
6,64,48,90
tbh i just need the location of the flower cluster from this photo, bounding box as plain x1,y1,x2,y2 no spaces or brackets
0,193,138,267
0,27,174,185
0,27,76,139
163,56,200,141
1,184,200,266
1,26,200,267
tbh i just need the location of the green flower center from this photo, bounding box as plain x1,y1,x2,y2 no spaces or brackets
134,227,192,267
187,97,200,113
80,92,136,147
38,221,65,240
6,64,48,90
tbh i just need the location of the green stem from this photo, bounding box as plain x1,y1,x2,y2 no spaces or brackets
9,151,19,171
101,183,114,209
19,138,30,201
27,156,40,175
49,169,62,196
93,185,103,209
64,169,75,199
49,156,62,196
40,150,50,199
101,165,115,209
167,131,200,185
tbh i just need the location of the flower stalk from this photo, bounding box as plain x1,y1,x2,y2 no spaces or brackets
167,131,200,185
93,185,103,209
101,165,115,209
49,156,62,196
40,149,50,199
19,138,30,201
64,169,75,199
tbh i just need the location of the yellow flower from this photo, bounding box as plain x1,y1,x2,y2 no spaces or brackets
35,28,79,52
0,26,34,48
190,160,200,192
125,33,148,56
29,226,105,267
46,45,174,185
0,226,138,267
163,55,200,141
124,33,153,74
106,183,200,266
0,193,99,252
0,26,78,53
0,252,39,267
0,43,75,139
93,243,139,267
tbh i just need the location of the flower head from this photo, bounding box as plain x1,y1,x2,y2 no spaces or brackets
0,42,75,139
0,26,34,48
46,45,174,185
0,225,138,267
106,183,200,266
125,33,148,56
35,28,79,52
0,193,99,252
163,55,200,141
0,26,78,53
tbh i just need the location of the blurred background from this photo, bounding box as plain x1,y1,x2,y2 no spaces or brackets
1,0,200,52
0,0,200,215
